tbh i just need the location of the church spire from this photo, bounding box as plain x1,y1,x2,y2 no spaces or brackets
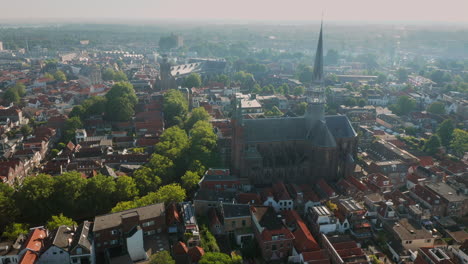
312,21,324,84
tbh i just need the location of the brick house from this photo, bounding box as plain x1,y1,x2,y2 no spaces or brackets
251,206,294,262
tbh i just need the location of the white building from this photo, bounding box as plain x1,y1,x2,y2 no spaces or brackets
307,206,337,234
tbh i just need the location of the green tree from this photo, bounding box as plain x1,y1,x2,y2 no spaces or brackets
298,66,314,84
84,174,117,215
189,121,217,166
44,72,54,80
113,71,128,81
392,96,416,115
186,107,210,130
184,73,202,88
148,154,175,182
294,102,308,116
52,171,87,218
396,68,408,83
63,116,83,143
50,149,60,158
154,184,186,205
102,68,116,81
12,83,26,97
106,81,137,105
0,184,17,230
149,250,175,264
155,126,189,161
181,171,200,191
106,97,135,121
437,119,455,147
450,129,468,157
53,70,67,81
132,167,161,195
427,102,446,115
292,85,305,96
199,252,237,264
265,106,283,117
2,223,29,240
47,214,77,230
3,88,20,104
15,174,54,223
325,49,339,65
423,135,441,155
69,105,85,118
111,201,136,213
115,175,139,201
163,89,188,127
20,125,32,136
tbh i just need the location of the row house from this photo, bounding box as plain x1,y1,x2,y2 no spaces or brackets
208,203,253,247
198,168,240,191
321,234,369,264
92,203,166,263
0,159,27,185
251,206,295,262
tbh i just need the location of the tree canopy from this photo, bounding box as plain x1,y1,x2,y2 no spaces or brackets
184,73,202,88
199,252,241,264
47,214,77,230
427,102,446,115
186,107,210,130
2,223,29,241
450,129,468,157
391,96,416,116
437,119,455,147
163,89,189,127
423,135,441,155
149,250,175,264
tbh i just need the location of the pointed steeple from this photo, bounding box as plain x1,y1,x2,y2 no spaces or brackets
312,21,324,84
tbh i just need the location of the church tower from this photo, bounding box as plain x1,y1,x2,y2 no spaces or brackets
305,22,326,129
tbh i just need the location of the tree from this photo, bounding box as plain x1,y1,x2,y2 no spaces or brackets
396,68,408,83
450,129,468,157
326,200,338,211
12,83,26,97
154,184,186,205
392,96,416,115
358,98,366,107
148,154,175,182
155,126,189,161
325,49,339,65
84,174,116,215
0,184,17,230
189,121,218,166
298,66,314,84
15,174,55,223
115,175,139,201
106,81,137,106
52,171,87,218
294,102,308,116
149,250,175,264
132,167,161,195
181,171,200,191
199,252,238,264
186,107,210,130
102,68,116,81
427,102,446,115
105,97,135,121
47,214,77,230
63,116,83,143
20,125,32,136
69,105,85,118
423,135,441,155
163,89,189,127
3,88,20,104
50,149,59,158
292,86,305,96
184,73,202,88
44,72,54,80
113,71,128,81
437,119,455,147
53,70,67,82
2,223,29,240
265,106,283,117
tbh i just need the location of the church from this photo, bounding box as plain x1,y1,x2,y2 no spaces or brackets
231,24,358,185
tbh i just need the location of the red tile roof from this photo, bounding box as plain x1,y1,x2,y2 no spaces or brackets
283,210,320,253
188,246,205,262
173,241,188,255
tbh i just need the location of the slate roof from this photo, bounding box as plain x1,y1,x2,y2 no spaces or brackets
70,221,92,255
241,114,355,145
222,204,251,218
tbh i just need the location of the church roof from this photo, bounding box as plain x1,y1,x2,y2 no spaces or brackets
242,115,355,145
325,115,357,138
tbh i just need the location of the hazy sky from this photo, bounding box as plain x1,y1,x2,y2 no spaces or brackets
2,0,468,23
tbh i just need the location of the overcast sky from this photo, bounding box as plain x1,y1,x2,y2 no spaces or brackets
1,0,468,23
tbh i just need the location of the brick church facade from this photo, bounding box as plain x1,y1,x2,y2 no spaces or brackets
231,24,358,185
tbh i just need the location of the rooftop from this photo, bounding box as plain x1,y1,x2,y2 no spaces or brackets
93,203,165,232
393,218,433,241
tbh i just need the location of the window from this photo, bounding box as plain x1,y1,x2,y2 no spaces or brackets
111,229,119,235
110,239,118,245
144,230,156,236
272,245,277,251
242,220,246,226
426,239,432,243
232,221,236,228
97,243,101,247
143,220,155,227
76,248,82,255
53,252,57,255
